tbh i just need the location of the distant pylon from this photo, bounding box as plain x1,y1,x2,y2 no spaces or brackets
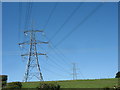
19,30,48,82
71,63,78,80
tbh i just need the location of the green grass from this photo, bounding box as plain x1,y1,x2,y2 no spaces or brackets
21,78,118,88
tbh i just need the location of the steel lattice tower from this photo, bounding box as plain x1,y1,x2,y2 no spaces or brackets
72,63,78,80
19,30,48,82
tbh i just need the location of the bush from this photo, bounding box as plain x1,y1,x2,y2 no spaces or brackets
37,83,60,90
0,75,8,81
115,72,120,78
6,82,22,89
0,75,8,88
2,81,7,88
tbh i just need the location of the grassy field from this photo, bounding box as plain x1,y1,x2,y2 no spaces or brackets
22,78,118,88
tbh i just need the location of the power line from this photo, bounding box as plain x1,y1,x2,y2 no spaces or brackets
44,3,103,81
48,43,71,66
39,3,85,70
54,3,104,47
35,48,71,78
49,2,84,41
42,33,71,68
18,2,22,42
78,68,85,79
41,65,70,79
23,1,33,43
24,2,33,30
37,43,71,74
24,2,30,30
41,31,71,66
27,2,33,30
43,2,58,30
37,3,72,68
46,56,71,74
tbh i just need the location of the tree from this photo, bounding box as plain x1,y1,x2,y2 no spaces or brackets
0,75,8,88
115,72,120,78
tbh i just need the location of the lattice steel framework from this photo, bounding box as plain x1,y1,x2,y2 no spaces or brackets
19,30,48,82
72,63,78,80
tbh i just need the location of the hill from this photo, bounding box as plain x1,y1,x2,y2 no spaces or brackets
22,78,118,88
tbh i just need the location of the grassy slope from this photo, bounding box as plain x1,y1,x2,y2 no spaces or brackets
22,78,118,88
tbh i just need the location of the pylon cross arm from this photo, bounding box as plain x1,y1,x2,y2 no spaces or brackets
18,42,48,45
21,53,46,56
24,30,43,33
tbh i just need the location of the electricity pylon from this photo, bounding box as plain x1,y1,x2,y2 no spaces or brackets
19,30,48,82
71,63,78,80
